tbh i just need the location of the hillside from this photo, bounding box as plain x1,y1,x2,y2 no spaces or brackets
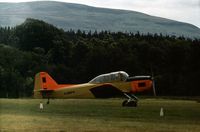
0,1,200,38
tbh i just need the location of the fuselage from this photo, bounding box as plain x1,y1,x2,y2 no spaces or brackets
33,71,152,99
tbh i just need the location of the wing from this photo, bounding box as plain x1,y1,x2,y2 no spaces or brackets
90,84,124,98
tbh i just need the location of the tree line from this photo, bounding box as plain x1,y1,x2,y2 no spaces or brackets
0,18,200,98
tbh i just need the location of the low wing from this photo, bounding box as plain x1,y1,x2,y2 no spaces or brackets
90,84,124,98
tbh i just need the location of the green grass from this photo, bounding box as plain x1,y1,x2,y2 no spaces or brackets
1,98,200,132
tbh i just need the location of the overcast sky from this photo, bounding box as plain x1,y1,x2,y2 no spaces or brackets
0,0,199,28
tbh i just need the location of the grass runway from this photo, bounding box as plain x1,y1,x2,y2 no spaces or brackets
0,98,200,132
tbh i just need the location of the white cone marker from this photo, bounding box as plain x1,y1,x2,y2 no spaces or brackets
160,107,164,117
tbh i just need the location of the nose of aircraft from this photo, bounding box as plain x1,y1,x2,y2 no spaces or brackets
129,76,153,93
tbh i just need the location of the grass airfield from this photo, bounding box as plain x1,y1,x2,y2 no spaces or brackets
0,98,200,132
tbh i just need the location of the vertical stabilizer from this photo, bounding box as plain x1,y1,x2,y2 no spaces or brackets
33,72,58,98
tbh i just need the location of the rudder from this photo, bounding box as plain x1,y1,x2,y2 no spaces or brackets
33,72,58,98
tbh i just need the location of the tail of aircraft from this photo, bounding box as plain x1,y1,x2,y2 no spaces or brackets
33,72,58,98
33,72,75,98
34,72,58,90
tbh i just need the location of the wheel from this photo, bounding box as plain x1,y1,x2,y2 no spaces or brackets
133,101,137,107
122,100,137,107
122,100,128,106
126,101,137,107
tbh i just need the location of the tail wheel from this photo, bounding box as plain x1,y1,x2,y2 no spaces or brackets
46,98,50,104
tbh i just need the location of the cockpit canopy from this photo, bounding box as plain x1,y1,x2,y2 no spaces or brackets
89,71,129,84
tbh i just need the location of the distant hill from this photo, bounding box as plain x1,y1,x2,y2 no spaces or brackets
0,1,200,38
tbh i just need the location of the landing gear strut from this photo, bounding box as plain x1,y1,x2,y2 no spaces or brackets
122,93,138,107
47,98,50,104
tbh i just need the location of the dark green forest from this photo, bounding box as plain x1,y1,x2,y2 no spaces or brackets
0,18,200,98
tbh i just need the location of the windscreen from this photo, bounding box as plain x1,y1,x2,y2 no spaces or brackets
89,71,129,83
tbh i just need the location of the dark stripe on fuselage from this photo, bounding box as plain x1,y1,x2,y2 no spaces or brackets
90,84,123,98
126,76,152,82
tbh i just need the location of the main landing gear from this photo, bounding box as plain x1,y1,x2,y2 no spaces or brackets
122,93,138,107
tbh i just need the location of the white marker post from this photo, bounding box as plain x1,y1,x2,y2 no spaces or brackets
39,102,44,111
160,107,164,117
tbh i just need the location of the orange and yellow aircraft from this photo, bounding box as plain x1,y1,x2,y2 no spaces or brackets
33,71,155,107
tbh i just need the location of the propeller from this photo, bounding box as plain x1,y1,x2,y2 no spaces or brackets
152,76,156,96
151,67,157,96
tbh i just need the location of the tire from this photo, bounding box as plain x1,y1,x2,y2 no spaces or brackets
127,101,137,107
122,100,128,106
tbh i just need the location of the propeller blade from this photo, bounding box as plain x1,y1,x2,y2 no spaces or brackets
151,66,157,96
152,77,156,96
